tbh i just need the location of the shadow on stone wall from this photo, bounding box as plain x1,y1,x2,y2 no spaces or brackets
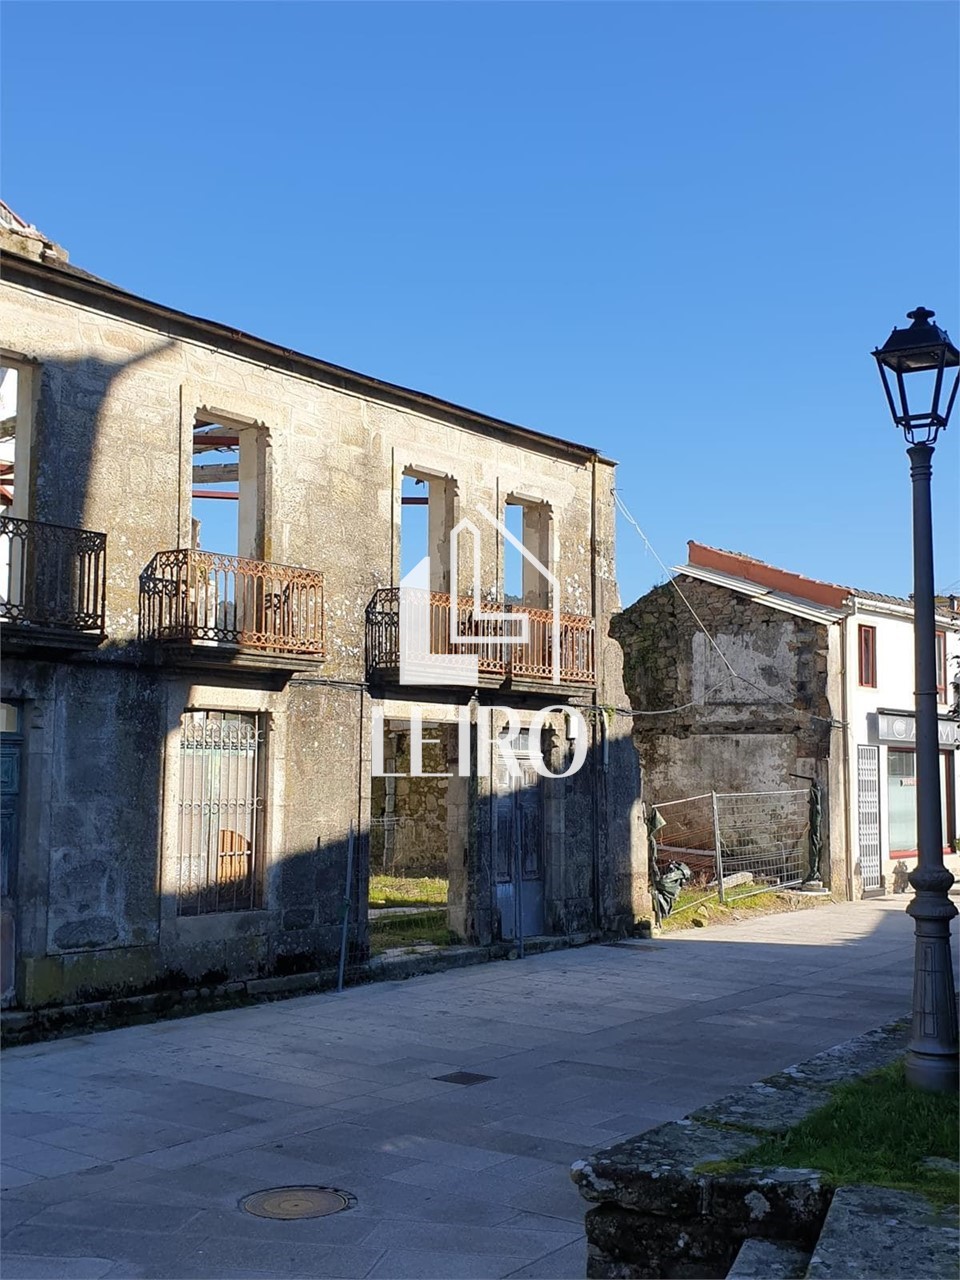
8,722,645,1013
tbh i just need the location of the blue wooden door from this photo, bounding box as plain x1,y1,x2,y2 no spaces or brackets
495,759,545,941
1,701,21,1007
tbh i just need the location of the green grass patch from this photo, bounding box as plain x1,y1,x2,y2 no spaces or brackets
733,1060,959,1206
368,909,458,955
368,876,448,908
659,884,783,931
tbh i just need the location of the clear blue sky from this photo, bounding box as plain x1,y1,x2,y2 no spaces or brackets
3,1,958,605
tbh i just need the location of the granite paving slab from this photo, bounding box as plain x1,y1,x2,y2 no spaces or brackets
2,898,916,1279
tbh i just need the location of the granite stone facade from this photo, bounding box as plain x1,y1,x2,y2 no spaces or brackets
0,215,646,1011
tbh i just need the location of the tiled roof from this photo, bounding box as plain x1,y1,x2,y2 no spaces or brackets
685,543,956,616
850,587,913,607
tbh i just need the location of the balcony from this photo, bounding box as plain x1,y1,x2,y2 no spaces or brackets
139,549,324,673
366,588,595,689
0,515,107,651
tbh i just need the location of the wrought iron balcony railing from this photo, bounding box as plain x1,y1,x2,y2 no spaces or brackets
366,588,595,685
509,604,596,683
0,515,107,636
140,549,325,658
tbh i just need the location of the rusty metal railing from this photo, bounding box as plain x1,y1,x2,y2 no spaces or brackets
508,605,596,682
365,588,594,684
139,549,324,657
366,588,507,678
0,515,107,635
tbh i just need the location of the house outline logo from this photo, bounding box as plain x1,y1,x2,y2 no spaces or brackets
399,504,561,687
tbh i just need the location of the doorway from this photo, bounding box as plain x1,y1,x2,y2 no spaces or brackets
494,731,545,941
1,700,22,1007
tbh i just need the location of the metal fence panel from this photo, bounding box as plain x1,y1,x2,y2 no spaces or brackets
652,793,719,886
714,789,810,892
652,786,813,911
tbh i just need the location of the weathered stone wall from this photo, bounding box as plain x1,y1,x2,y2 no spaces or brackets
0,253,645,1008
596,471,648,928
3,273,600,669
371,731,451,879
613,577,844,892
2,659,166,1005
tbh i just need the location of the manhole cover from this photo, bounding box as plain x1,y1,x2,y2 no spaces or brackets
433,1071,495,1086
240,1186,352,1220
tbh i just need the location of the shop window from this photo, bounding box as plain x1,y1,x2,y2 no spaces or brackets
887,748,954,857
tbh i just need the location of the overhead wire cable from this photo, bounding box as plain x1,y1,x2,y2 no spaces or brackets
612,488,845,728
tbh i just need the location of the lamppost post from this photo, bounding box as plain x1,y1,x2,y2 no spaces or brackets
904,440,958,1091
872,307,960,1093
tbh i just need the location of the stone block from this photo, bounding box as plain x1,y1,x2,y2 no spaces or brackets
571,1121,757,1216
706,1166,829,1239
726,1237,809,1278
572,1019,909,1279
806,1185,960,1280
769,1020,908,1091
691,1080,830,1134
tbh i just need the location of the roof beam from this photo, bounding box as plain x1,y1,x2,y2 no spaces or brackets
192,434,239,451
193,463,239,484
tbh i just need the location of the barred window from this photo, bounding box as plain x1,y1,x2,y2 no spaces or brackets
177,710,265,915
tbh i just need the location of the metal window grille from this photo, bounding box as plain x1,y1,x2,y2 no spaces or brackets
857,745,882,892
176,710,264,915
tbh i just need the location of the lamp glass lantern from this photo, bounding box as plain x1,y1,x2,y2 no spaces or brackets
872,307,960,443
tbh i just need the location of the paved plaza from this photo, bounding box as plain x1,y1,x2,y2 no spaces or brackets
1,899,916,1280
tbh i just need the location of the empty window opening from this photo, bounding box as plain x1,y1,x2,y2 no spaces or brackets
503,502,524,604
503,499,551,609
400,470,453,591
400,473,429,583
1,363,35,618
0,367,18,513
192,421,239,556
177,710,265,915
191,419,264,561
0,362,32,519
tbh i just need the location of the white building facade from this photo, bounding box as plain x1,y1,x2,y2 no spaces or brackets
617,542,960,901
844,593,960,894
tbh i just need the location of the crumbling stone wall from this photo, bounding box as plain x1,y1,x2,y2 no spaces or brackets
613,577,845,892
0,241,646,1010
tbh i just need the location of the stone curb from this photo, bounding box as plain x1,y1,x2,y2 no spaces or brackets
570,1018,910,1279
0,929,600,1047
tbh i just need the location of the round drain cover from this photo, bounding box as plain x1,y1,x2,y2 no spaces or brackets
240,1186,352,1220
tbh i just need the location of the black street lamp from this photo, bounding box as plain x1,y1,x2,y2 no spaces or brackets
873,307,960,1093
